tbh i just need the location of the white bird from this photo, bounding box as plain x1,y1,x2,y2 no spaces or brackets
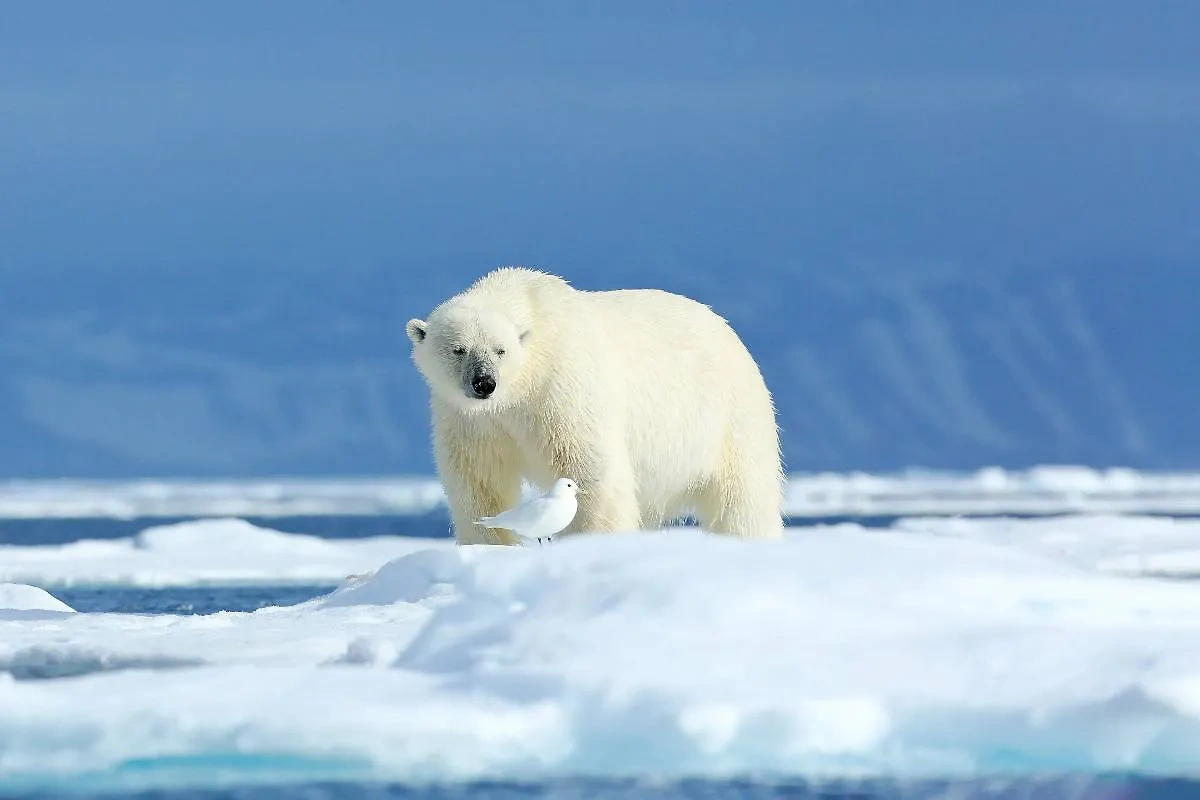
476,477,581,545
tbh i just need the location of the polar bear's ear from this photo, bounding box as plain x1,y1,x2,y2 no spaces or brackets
406,319,428,344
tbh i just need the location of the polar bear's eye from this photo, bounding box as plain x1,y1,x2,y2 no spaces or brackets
452,346,466,357
495,348,505,357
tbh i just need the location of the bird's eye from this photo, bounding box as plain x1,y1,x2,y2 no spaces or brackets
495,348,506,357
452,346,466,356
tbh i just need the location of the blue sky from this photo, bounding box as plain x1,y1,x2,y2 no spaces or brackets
2,1,1198,278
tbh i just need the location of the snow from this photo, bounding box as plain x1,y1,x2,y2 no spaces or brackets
0,518,453,588
6,516,1200,791
0,584,76,621
0,477,449,519
2,466,1200,519
895,514,1200,577
9,511,1200,591
785,465,1200,517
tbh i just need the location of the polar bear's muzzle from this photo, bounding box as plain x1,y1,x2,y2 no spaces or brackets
467,362,497,400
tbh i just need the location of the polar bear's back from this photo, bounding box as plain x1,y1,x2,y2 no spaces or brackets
584,287,767,394
575,286,777,521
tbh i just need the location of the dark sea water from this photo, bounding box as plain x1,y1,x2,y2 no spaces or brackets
7,513,1200,800
55,583,336,615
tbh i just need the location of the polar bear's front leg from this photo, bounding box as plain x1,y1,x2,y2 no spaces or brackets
534,406,642,537
433,406,523,545
570,476,641,534
556,450,642,536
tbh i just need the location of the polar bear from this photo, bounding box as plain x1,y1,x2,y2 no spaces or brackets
405,267,784,545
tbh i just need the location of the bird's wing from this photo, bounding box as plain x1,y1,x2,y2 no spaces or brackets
477,498,544,528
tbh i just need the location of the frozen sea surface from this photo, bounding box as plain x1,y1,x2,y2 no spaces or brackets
0,517,450,588
1,466,1199,521
6,512,1200,798
5,470,1200,798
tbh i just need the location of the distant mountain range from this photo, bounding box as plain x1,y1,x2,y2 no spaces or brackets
3,3,1197,478
1,256,1193,478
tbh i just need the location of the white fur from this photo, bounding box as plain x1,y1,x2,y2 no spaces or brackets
406,267,784,545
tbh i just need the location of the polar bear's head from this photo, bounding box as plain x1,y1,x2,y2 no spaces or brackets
406,303,532,413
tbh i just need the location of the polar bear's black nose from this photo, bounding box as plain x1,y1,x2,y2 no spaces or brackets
471,373,496,399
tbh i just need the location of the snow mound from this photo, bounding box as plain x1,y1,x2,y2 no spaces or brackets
7,520,1200,790
0,518,453,587
0,583,75,620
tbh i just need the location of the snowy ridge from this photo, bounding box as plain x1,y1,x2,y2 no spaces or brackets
6,522,1200,790
0,518,452,588
3,466,1200,520
785,465,1200,517
0,477,449,519
0,584,76,619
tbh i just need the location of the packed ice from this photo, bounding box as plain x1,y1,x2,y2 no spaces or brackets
2,466,1200,519
0,518,452,588
5,511,1200,790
